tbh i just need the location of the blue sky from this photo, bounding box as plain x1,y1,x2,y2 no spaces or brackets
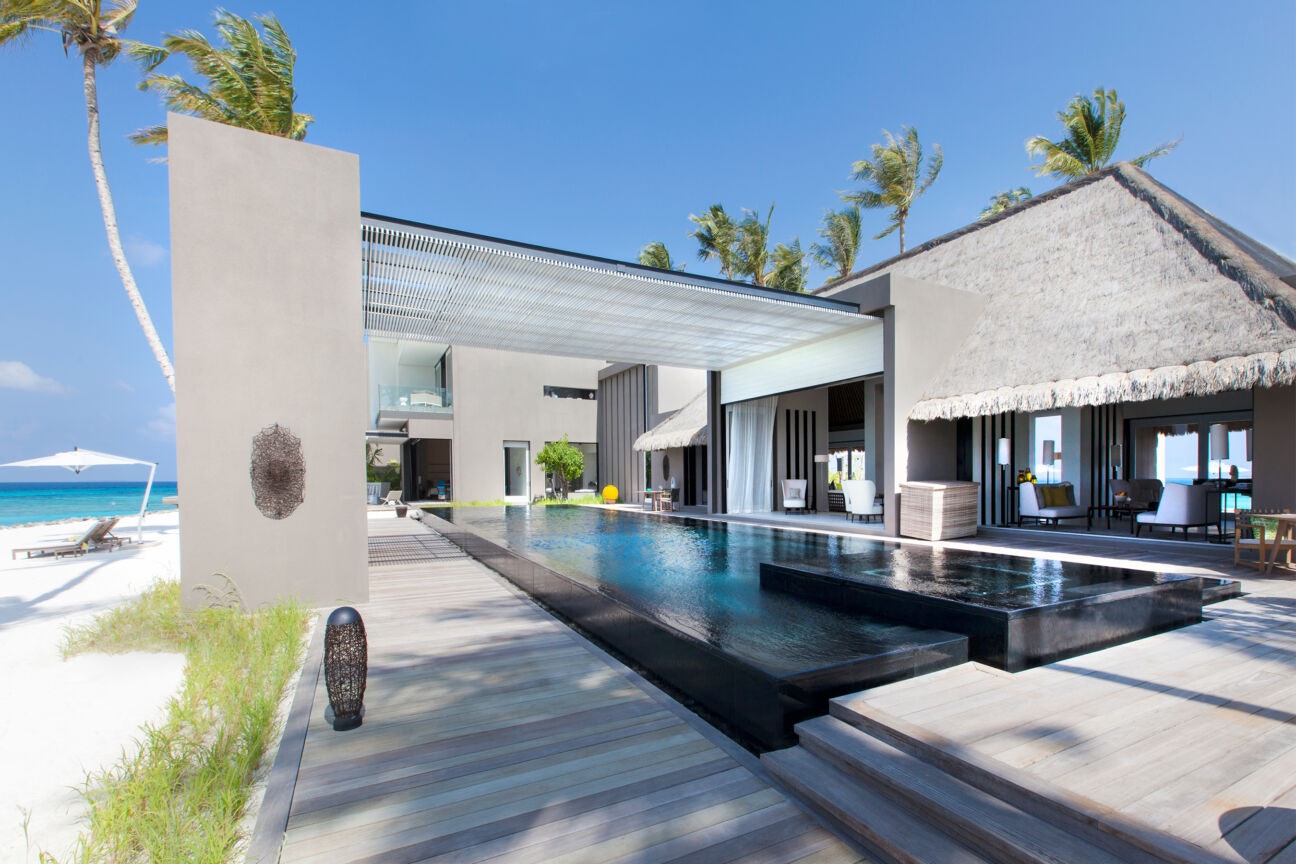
1,0,1293,482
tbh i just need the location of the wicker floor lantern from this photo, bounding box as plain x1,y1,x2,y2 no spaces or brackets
324,606,367,731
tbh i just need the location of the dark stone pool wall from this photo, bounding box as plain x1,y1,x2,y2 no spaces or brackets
760,562,1203,672
430,514,967,750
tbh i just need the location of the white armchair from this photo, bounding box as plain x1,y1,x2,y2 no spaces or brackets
781,479,808,514
842,479,883,523
1136,484,1220,538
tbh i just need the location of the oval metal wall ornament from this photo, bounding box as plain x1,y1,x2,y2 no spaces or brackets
250,423,305,519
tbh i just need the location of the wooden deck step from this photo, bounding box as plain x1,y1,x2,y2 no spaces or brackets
828,700,1237,864
762,746,990,864
794,715,1145,864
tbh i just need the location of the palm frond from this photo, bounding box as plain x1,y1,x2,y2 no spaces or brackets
131,8,311,144
1129,136,1181,168
810,206,861,280
1028,87,1175,179
637,241,683,271
768,239,807,293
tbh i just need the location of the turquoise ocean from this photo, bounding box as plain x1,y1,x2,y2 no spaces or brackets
0,482,178,527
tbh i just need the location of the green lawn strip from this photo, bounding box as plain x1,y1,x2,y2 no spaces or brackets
60,581,310,863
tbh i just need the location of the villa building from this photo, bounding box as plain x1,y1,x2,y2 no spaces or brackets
166,114,1295,607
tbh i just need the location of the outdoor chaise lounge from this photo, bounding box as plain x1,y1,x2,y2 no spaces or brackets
1018,482,1087,527
842,479,883,523
1135,483,1221,539
12,517,124,560
781,479,807,514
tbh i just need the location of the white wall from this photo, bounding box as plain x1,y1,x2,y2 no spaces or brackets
450,346,601,502
721,324,883,405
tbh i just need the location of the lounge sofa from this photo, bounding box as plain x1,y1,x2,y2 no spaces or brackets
1018,482,1087,527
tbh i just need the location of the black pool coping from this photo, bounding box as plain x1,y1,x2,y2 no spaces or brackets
760,562,1204,672
429,512,967,751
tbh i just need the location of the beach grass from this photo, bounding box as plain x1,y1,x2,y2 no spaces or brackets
60,580,309,863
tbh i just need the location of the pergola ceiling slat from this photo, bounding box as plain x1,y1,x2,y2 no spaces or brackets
361,214,873,369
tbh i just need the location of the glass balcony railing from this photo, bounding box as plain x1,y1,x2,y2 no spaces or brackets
379,385,452,413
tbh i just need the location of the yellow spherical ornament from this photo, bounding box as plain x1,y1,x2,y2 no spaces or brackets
601,484,619,504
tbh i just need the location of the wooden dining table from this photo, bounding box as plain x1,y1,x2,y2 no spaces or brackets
1264,512,1296,574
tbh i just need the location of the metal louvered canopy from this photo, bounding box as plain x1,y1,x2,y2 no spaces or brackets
362,214,870,370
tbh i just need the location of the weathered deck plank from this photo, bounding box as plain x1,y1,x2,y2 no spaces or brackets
276,515,868,863
845,559,1296,861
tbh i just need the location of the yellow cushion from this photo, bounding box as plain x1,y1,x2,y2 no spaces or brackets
1039,485,1070,507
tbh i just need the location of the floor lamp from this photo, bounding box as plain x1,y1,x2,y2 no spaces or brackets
997,437,1011,525
1210,423,1229,483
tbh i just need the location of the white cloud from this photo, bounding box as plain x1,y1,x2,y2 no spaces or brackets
0,361,64,393
125,235,168,268
141,402,176,440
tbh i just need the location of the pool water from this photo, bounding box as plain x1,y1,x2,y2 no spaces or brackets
442,505,948,676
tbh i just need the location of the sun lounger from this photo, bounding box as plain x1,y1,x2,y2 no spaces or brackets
12,517,122,560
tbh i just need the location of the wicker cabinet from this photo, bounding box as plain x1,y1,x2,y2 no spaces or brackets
900,481,979,540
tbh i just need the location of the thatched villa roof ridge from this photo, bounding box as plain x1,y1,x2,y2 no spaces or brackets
633,390,708,451
817,163,1296,301
817,164,1296,421
1109,166,1296,327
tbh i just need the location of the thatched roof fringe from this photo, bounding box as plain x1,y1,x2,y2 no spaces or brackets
633,425,708,451
1110,169,1296,329
633,390,708,451
910,348,1296,421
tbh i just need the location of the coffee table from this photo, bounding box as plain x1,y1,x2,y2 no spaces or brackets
1087,502,1154,533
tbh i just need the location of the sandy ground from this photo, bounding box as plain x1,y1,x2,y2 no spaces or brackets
0,511,185,863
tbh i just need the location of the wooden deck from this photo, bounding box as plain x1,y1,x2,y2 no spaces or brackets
838,565,1296,863
274,514,868,863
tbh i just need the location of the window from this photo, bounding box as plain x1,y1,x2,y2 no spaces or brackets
1033,415,1062,482
543,386,596,400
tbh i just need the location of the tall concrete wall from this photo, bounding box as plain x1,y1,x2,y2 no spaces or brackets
598,364,647,504
169,114,367,609
450,346,600,502
1253,385,1296,510
833,274,986,534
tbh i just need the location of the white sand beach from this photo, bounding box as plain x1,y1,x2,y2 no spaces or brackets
0,511,185,862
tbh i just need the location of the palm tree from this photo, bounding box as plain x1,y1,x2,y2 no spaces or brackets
0,0,175,392
978,187,1032,220
1026,88,1178,180
129,10,312,145
732,205,774,286
844,126,942,254
688,204,737,279
637,241,684,271
768,240,807,293
810,206,862,280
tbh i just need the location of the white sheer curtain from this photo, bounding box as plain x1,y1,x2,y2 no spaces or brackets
726,396,777,513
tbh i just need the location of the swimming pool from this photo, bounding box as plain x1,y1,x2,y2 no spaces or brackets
432,506,1203,748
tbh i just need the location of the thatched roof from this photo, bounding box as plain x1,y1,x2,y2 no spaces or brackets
633,390,707,451
821,163,1296,421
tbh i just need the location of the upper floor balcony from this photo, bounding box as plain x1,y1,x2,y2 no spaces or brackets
380,384,452,413
374,384,453,431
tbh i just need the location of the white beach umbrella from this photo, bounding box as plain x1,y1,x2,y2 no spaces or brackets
0,447,157,543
